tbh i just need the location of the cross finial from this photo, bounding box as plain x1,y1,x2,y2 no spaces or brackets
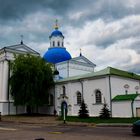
54,19,59,29
20,35,24,44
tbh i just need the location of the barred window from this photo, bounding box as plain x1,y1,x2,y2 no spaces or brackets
77,92,82,104
95,90,102,103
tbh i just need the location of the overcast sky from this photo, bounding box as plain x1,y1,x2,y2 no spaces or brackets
0,0,140,73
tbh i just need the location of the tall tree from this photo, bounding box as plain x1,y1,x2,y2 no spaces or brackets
99,103,111,119
10,54,54,114
78,100,89,118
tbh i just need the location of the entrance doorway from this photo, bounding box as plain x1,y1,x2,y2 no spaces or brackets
61,101,68,116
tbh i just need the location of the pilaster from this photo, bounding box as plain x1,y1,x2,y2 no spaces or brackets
1,60,9,101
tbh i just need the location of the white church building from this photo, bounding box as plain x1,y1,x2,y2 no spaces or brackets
0,23,140,118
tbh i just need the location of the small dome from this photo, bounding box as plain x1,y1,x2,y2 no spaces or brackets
50,29,64,38
43,47,71,64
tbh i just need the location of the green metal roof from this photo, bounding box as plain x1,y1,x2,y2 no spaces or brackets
112,94,139,101
56,67,140,83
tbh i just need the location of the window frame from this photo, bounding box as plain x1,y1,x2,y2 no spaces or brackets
95,89,102,104
77,91,82,105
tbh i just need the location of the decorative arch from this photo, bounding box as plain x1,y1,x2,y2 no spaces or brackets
124,84,129,94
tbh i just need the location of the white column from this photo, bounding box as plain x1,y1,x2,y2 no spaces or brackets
0,62,3,100
2,61,9,101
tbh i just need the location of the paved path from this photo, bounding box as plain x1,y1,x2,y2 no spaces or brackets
1,116,91,126
0,116,139,140
0,122,139,140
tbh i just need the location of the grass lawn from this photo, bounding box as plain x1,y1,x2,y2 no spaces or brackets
63,116,140,124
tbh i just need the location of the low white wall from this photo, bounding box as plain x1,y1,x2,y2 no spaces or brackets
38,105,54,115
112,101,132,117
134,100,140,117
0,102,26,115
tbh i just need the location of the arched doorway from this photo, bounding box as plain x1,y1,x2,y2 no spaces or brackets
61,101,68,117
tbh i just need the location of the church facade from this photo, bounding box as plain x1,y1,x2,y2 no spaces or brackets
0,24,140,117
0,43,40,115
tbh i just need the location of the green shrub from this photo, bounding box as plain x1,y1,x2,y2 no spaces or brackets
78,100,89,118
99,103,111,119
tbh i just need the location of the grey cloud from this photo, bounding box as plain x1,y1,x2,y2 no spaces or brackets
67,0,140,25
125,63,140,74
0,0,139,24
92,15,140,48
0,0,72,21
129,39,140,53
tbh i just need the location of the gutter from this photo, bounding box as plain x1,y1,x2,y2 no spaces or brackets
79,80,84,101
108,76,112,117
131,99,134,117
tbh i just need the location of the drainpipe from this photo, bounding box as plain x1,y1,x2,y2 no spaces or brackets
53,85,56,116
131,100,134,117
79,80,84,101
108,76,112,117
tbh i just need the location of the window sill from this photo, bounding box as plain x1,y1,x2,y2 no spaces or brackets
74,104,80,106
92,103,103,105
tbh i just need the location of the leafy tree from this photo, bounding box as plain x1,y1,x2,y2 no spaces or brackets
99,103,111,119
10,54,54,114
78,100,89,118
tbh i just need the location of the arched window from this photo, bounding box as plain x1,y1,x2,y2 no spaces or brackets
63,86,66,96
77,92,82,104
95,90,102,103
58,41,60,46
53,41,55,47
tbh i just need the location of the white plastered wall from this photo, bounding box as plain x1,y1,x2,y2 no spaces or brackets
55,77,111,117
56,61,94,78
110,76,140,98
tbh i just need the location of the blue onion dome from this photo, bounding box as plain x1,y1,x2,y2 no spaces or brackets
50,29,64,38
43,47,71,64
49,21,64,38
43,20,71,64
